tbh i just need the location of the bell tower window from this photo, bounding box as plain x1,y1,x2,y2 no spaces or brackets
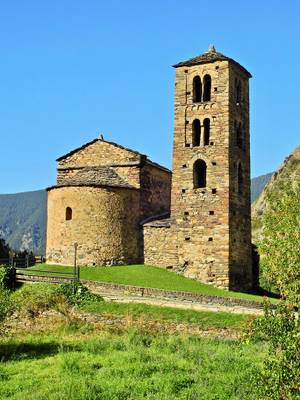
203,118,210,145
193,160,207,188
203,74,212,101
192,119,201,146
193,76,202,102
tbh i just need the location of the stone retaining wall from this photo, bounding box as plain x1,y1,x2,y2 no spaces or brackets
16,274,271,311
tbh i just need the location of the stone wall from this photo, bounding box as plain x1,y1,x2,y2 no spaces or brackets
140,163,172,220
143,219,178,268
46,186,141,266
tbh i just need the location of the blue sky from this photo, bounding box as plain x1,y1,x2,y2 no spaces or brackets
0,0,299,193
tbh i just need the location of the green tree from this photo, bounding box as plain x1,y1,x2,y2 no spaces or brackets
250,183,300,399
0,238,10,259
258,183,300,298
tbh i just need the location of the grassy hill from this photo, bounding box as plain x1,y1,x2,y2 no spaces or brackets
252,146,300,242
0,174,273,255
0,190,47,255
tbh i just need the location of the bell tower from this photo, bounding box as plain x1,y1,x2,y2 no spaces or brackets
170,45,252,290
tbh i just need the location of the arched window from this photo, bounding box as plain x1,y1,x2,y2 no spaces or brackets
192,119,201,146
193,76,202,102
203,118,210,145
193,159,207,189
66,207,72,221
203,74,211,101
238,164,243,194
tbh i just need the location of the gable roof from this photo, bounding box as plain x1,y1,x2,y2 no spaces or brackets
56,137,171,173
56,137,143,162
173,45,252,78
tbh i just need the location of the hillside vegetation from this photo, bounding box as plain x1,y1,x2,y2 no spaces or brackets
252,146,300,242
0,190,47,255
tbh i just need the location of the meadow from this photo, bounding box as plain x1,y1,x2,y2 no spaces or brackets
0,283,264,400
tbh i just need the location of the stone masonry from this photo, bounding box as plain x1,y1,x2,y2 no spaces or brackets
46,138,171,266
143,46,253,290
47,46,253,291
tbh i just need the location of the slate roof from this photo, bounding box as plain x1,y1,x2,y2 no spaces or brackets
173,45,252,78
56,137,171,173
56,137,143,162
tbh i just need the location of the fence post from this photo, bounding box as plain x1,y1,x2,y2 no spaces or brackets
26,254,29,268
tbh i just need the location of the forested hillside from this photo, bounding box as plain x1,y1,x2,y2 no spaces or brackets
252,146,300,242
0,190,47,255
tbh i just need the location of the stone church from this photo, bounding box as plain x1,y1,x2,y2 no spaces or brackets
46,45,253,290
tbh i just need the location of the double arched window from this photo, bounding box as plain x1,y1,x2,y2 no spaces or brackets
192,118,210,147
193,74,211,103
193,160,207,188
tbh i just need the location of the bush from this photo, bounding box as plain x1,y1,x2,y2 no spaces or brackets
0,265,15,289
54,282,103,306
12,284,61,318
249,301,299,399
0,287,14,325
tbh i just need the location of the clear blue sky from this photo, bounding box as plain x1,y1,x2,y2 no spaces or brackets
1,0,299,193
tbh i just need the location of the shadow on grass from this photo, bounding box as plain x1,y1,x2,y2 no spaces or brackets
0,341,79,362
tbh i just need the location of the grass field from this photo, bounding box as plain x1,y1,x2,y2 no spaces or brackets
27,263,276,303
80,301,253,331
0,284,263,400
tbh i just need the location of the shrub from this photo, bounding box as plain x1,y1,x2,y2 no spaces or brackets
0,265,15,289
249,300,299,399
54,282,103,306
0,287,14,325
12,283,61,318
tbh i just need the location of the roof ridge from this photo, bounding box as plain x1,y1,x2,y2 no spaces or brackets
173,48,252,77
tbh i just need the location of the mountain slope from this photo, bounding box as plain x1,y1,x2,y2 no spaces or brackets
250,172,273,203
252,146,300,242
0,190,47,255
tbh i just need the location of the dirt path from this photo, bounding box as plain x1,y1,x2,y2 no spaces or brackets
96,292,263,316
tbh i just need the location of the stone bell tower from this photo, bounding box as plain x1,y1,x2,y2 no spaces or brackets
143,45,253,290
170,45,252,290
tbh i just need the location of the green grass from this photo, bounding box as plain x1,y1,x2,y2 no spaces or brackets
0,324,263,400
27,263,276,303
0,283,264,399
80,300,253,331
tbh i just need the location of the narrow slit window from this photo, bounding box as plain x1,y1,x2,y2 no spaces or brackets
238,163,243,194
203,74,212,101
193,159,207,189
193,76,202,102
192,119,201,146
66,207,72,221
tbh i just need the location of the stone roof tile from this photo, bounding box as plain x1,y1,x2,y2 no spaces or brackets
173,45,252,78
